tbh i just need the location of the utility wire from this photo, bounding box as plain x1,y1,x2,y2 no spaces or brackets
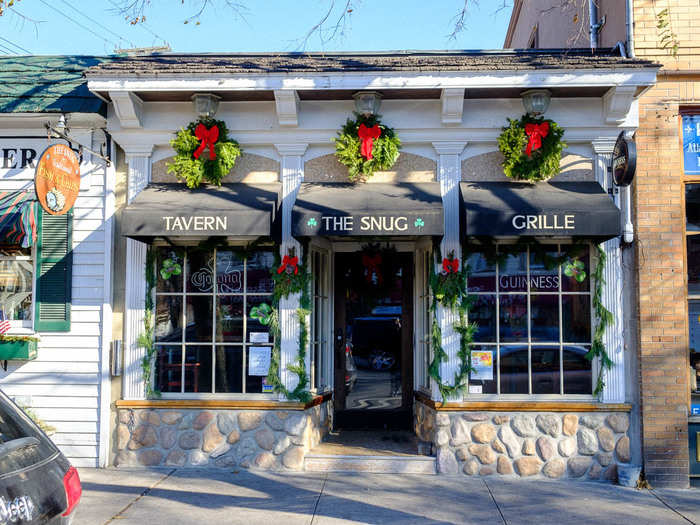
37,0,119,50
57,0,134,48
0,36,31,54
0,45,10,55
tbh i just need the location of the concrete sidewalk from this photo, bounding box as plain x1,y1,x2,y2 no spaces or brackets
74,468,699,525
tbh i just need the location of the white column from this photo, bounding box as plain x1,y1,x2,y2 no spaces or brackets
275,144,308,396
122,149,152,400
432,141,467,401
593,141,625,403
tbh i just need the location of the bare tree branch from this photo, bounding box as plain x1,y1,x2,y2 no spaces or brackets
113,0,247,26
293,0,357,51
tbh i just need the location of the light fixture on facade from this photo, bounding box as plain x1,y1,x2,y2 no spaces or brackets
191,93,221,118
353,91,382,116
521,89,551,116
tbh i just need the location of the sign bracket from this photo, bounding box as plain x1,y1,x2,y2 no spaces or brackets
45,124,112,166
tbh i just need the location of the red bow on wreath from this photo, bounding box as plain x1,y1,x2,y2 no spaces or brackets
193,123,220,160
277,255,299,275
442,257,459,274
358,124,381,160
362,254,383,284
524,122,549,157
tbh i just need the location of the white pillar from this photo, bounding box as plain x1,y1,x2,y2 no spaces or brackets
275,144,308,396
122,148,152,400
432,141,467,401
593,140,625,403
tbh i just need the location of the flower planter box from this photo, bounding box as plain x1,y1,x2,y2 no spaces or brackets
0,340,38,361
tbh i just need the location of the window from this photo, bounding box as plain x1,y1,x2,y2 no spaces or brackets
415,249,432,391
310,248,330,392
0,246,33,323
466,244,593,397
153,246,275,395
684,112,700,393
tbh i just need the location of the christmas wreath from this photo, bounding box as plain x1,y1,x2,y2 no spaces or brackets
333,113,401,182
167,117,242,188
498,114,566,182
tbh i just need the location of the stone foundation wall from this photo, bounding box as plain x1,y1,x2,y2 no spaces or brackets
415,402,631,480
115,402,330,470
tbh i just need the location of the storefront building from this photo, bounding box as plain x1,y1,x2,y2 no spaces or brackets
87,51,658,478
0,56,115,467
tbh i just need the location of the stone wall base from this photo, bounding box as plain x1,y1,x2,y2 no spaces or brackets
415,401,631,480
115,401,330,470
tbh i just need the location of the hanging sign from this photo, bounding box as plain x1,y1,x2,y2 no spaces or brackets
683,115,700,175
34,144,80,215
611,131,636,187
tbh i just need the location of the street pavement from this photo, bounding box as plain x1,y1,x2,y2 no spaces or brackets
75,467,699,525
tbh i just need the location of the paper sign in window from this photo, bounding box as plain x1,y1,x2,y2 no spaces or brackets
470,350,494,381
248,346,271,376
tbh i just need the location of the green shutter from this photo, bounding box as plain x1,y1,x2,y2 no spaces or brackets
34,208,73,332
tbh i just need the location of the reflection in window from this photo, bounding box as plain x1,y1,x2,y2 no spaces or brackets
153,246,275,395
466,244,593,396
0,246,33,321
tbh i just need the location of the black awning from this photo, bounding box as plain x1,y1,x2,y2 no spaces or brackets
461,181,621,240
292,183,443,236
122,183,280,242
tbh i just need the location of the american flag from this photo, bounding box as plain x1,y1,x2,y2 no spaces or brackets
0,311,10,335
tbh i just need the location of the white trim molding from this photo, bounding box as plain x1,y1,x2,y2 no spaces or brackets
441,88,465,126
274,90,300,127
109,91,144,129
602,85,637,125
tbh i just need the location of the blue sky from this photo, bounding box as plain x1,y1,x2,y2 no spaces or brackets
0,1,513,55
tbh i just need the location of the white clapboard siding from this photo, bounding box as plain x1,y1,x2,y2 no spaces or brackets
32,408,97,422
35,336,101,350
16,361,100,374
25,396,99,409
51,433,98,446
70,458,98,468
2,384,99,397
55,444,99,458
1,373,99,385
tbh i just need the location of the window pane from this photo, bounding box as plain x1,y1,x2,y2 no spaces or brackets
499,295,528,342
216,296,244,342
214,345,242,393
186,249,215,293
154,296,182,343
247,251,275,293
561,245,590,292
563,345,592,394
185,296,213,342
184,345,212,393
688,235,700,294
247,296,274,338
498,249,528,292
246,345,273,393
690,300,700,353
686,184,700,232
531,346,560,394
156,247,183,293
529,249,560,292
215,250,244,294
466,251,496,292
154,345,182,393
500,345,529,394
471,295,496,342
562,295,591,342
0,255,32,320
530,295,559,342
469,345,497,394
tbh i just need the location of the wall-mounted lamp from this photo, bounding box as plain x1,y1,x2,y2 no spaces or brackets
521,89,551,116
191,93,221,118
353,91,382,116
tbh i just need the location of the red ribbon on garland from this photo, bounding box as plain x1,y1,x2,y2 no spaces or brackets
277,255,299,275
362,254,383,284
358,124,381,160
524,122,549,157
193,123,220,160
442,257,459,274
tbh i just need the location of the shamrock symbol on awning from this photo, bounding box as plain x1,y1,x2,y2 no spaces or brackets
307,218,318,227
414,218,425,229
563,259,586,282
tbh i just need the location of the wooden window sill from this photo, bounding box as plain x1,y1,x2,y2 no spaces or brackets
116,392,332,411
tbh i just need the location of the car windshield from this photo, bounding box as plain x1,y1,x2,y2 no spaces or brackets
0,390,58,475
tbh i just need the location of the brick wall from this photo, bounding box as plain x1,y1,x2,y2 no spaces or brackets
633,0,700,488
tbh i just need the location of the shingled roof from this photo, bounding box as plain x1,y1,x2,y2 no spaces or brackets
0,56,109,114
86,49,657,77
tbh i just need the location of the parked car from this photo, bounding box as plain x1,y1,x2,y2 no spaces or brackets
0,388,81,523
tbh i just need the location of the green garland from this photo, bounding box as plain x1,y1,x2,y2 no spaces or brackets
498,114,566,182
265,249,313,403
139,247,160,399
588,245,614,397
167,116,242,188
333,112,401,182
427,249,477,404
